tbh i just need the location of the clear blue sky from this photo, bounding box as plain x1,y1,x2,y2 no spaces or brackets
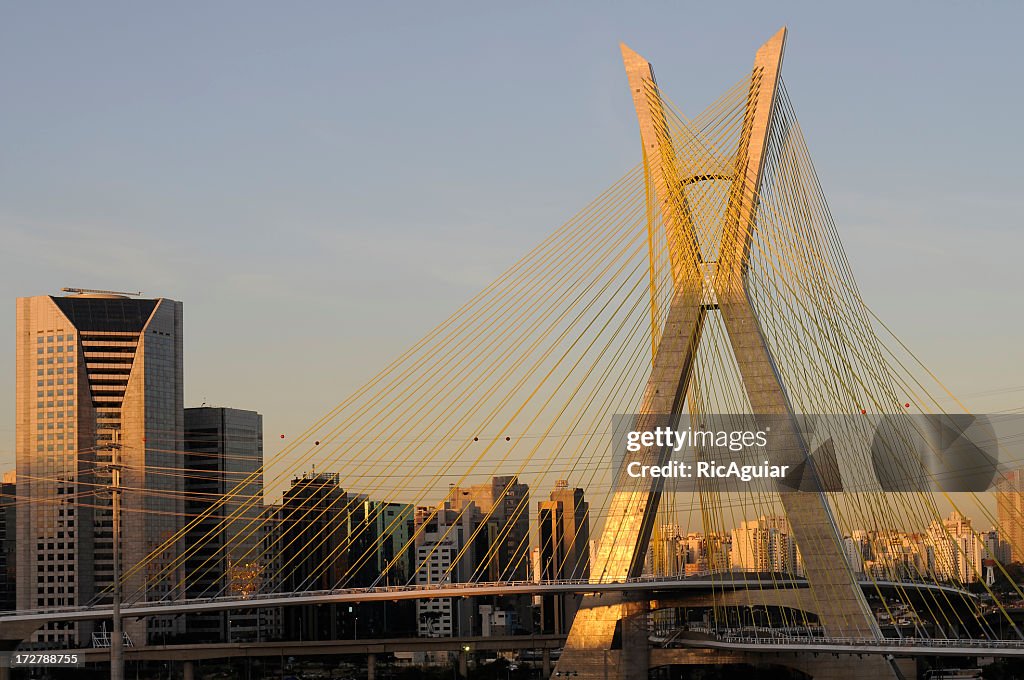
1,2,1022,473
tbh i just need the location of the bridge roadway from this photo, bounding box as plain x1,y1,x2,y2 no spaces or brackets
0,576,976,625
74,633,565,662
666,630,1024,658
36,629,1024,677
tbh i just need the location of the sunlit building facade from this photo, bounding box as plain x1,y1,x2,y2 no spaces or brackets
15,291,184,645
996,469,1024,563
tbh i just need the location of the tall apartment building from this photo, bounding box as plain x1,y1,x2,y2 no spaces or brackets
843,532,869,577
15,291,184,646
447,475,531,631
537,480,589,634
182,407,264,642
414,503,485,639
926,510,984,583
276,472,352,640
862,530,931,580
447,475,530,581
997,469,1024,563
347,498,416,636
730,516,799,576
683,531,732,575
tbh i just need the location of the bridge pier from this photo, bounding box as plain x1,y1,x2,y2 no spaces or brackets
622,594,651,677
183,659,195,680
459,648,468,679
542,648,551,678
367,652,376,680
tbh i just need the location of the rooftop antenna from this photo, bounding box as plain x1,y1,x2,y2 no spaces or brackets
62,287,143,297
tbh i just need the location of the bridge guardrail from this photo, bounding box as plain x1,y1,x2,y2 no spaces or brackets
684,626,1024,650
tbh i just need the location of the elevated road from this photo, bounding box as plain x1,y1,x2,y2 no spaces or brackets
75,634,565,663
669,631,1024,658
0,576,975,626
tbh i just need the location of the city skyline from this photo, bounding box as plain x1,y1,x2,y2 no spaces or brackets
7,286,1016,537
2,3,1024,478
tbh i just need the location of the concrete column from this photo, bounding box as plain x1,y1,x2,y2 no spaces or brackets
367,653,376,680
183,659,195,680
0,662,9,680
542,648,551,678
458,650,468,679
620,595,650,678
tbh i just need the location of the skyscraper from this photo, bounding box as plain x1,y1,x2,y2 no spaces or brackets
446,475,532,632
15,290,184,646
447,475,530,581
276,472,352,640
997,469,1024,563
346,497,416,636
730,516,799,576
926,510,984,583
182,407,264,642
537,480,589,635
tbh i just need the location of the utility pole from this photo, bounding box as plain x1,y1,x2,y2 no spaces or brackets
110,428,124,680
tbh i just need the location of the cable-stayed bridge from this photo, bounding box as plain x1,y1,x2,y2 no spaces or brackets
7,26,1024,680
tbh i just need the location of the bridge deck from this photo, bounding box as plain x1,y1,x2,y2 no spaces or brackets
0,577,973,625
